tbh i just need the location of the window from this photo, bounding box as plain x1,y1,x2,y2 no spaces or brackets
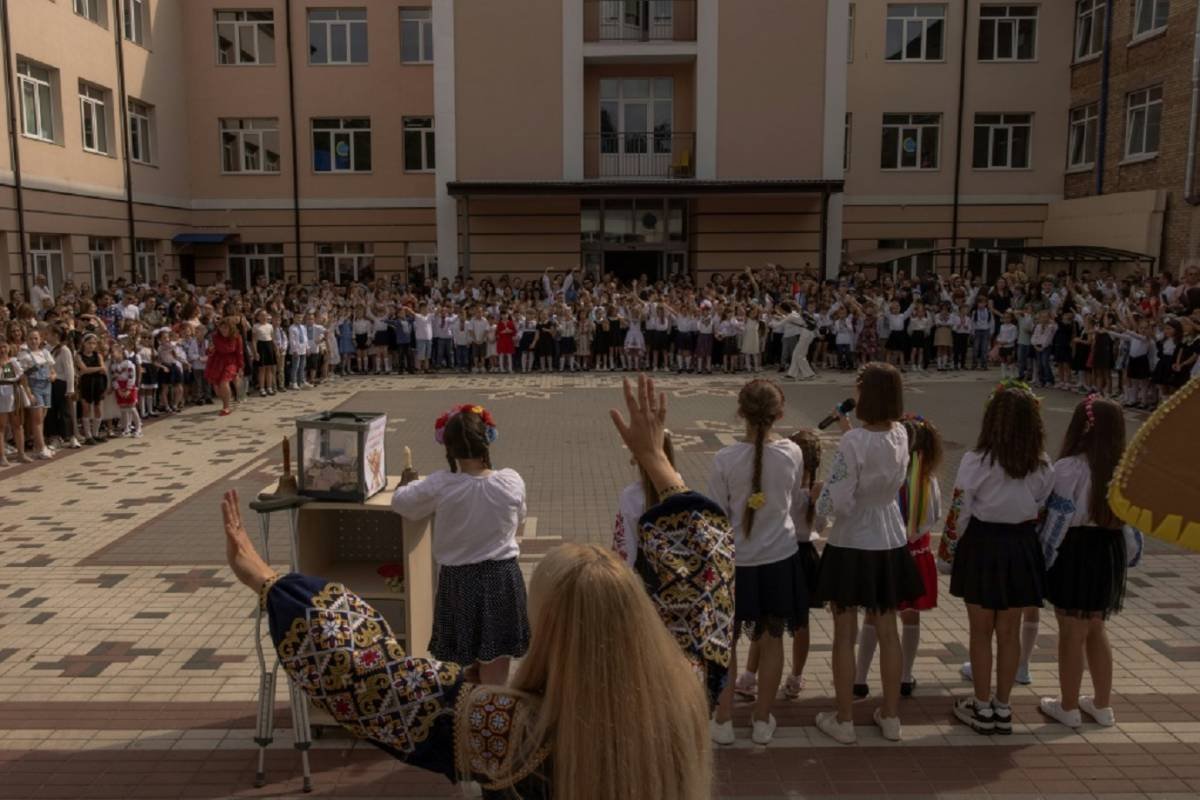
1125,86,1163,160
881,113,940,169
968,238,1025,283
88,237,116,290
73,0,104,25
886,4,946,61
135,239,157,283
317,242,375,284
978,5,1037,60
1133,0,1169,38
406,246,437,282
308,8,368,64
220,118,281,173
17,61,55,142
79,83,109,155
313,118,371,172
400,8,433,63
30,235,65,296
844,113,852,171
1075,0,1104,61
402,117,435,172
878,238,936,278
123,0,146,45
228,243,284,291
848,4,855,62
972,113,1032,169
216,10,276,64
1067,103,1098,169
128,100,152,164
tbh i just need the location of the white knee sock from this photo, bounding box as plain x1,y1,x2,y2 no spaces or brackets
901,624,920,683
855,622,878,685
1020,619,1039,670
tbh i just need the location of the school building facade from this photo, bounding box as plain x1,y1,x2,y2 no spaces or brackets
0,0,1195,301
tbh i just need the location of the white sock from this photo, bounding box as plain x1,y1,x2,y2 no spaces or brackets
855,622,878,685
1020,619,1039,672
901,624,920,683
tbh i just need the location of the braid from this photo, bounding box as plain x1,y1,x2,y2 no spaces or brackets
745,423,766,538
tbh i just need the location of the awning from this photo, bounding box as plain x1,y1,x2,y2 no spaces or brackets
1007,245,1155,264
844,247,941,266
447,179,844,197
172,232,237,245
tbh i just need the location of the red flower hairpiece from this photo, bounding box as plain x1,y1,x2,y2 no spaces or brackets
434,404,498,445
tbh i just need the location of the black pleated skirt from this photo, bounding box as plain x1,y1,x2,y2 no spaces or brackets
950,519,1045,611
735,546,809,638
1046,526,1127,619
430,558,530,664
814,543,924,614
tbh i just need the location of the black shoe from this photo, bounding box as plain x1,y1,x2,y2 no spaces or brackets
991,702,1013,735
953,697,995,734
900,679,916,697
852,683,869,699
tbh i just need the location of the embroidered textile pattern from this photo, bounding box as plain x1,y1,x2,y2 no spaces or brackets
455,687,548,789
937,487,966,563
1039,492,1076,569
815,449,849,519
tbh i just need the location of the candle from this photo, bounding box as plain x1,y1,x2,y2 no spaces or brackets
282,437,291,474
404,446,413,469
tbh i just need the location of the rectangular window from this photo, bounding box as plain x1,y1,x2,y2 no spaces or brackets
135,239,157,283
308,8,368,64
124,0,146,45
88,237,116,290
402,116,435,172
1133,0,1169,38
972,113,1032,169
968,238,1025,283
844,112,852,171
316,242,375,284
312,117,371,172
1125,86,1163,159
73,0,104,25
129,100,152,164
978,5,1037,61
216,10,276,64
1075,0,1105,61
400,8,433,63
228,243,284,291
885,4,946,61
880,113,940,169
1067,103,1098,169
878,238,937,278
79,83,109,155
30,235,66,296
17,61,55,142
848,3,855,62
220,118,282,173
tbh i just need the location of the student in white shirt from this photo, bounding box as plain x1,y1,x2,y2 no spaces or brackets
708,380,810,747
813,363,923,744
940,381,1054,736
611,432,676,568
272,315,289,391
391,404,528,686
1038,396,1141,729
995,311,1019,378
251,309,276,397
287,317,310,389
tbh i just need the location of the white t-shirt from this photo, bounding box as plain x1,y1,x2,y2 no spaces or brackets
816,424,910,551
412,313,433,341
391,468,524,566
708,438,805,567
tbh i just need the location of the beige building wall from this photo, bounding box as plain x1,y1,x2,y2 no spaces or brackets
460,197,580,275
692,195,823,277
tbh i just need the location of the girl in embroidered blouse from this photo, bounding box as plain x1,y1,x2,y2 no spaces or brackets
1038,396,1141,729
221,375,732,800
611,432,676,568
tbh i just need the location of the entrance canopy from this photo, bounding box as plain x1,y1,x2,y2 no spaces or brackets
172,232,237,245
845,245,1157,275
446,179,844,197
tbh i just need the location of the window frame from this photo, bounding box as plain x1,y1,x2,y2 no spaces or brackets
220,117,283,174
880,112,942,170
843,112,852,171
316,242,376,284
1124,85,1163,161
1067,103,1098,170
885,4,947,62
847,3,855,63
87,236,117,290
978,5,1038,62
1131,0,1169,40
79,82,110,156
307,8,369,66
972,112,1033,170
128,100,152,164
227,243,285,291
123,0,147,46
400,7,433,64
402,116,435,172
877,238,938,279
73,0,105,25
135,238,158,284
215,9,277,65
1074,0,1105,62
29,234,66,296
17,61,56,143
312,117,372,173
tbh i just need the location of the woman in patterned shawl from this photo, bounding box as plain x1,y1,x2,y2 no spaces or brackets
222,375,734,799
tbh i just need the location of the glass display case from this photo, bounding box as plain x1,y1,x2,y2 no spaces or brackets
296,411,388,502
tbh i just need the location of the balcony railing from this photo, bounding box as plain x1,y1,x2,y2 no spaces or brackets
584,131,695,179
584,0,697,43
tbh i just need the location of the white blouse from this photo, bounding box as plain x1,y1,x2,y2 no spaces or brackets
1037,455,1144,569
793,486,828,544
816,424,910,551
940,450,1053,561
391,468,524,566
708,439,806,567
612,482,646,569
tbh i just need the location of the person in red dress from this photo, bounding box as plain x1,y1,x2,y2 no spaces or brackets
204,317,244,417
496,309,517,374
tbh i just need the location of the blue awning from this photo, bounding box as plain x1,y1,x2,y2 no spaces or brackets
172,232,235,245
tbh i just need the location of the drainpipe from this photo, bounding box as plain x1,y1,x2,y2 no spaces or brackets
284,0,303,280
1095,0,1114,196
1185,0,1200,205
949,0,968,274
1,0,30,298
113,0,137,282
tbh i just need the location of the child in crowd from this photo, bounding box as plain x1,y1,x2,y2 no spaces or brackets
952,303,973,371
47,326,80,449
933,303,954,371
137,333,157,417
907,303,931,371
0,341,26,464
75,333,107,444
111,349,142,438
287,316,310,389
1031,311,1057,388
996,312,1018,379
252,310,276,397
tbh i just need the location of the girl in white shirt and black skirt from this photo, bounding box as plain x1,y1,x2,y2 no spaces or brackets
940,380,1054,735
391,404,530,686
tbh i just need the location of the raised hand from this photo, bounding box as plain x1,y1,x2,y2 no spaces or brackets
609,375,681,496
221,490,275,590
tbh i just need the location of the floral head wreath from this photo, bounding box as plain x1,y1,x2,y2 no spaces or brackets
986,378,1040,408
434,404,498,445
901,412,926,424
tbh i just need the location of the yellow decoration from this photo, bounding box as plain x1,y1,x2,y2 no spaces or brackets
747,492,766,510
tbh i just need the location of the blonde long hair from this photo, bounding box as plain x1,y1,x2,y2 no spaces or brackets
494,543,712,799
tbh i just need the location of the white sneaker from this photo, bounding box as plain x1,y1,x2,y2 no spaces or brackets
960,661,973,681
133,429,143,438
873,707,902,741
1015,664,1033,685
782,674,805,699
1038,697,1082,728
68,438,82,449
709,717,735,746
36,448,54,460
1079,696,1115,727
815,710,856,744
751,714,777,746
302,382,314,388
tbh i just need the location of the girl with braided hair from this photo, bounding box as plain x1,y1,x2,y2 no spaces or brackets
708,379,811,746
390,404,530,685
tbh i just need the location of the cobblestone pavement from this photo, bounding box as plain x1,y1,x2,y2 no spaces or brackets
1,368,1197,799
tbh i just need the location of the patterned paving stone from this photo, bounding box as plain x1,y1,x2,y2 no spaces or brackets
33,642,163,678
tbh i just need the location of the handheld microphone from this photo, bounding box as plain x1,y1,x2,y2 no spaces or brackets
818,398,856,430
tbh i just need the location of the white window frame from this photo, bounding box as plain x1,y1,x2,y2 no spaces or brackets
124,0,147,46
135,239,158,284
978,5,1038,61
400,8,433,64
30,235,66,296
402,116,435,172
885,4,947,62
129,100,152,164
847,3,855,62
308,8,368,65
1074,0,1105,61
878,238,937,279
317,242,375,284
73,0,104,25
405,249,438,281
844,112,852,171
972,113,1033,169
17,61,55,143
88,237,116,290
881,113,941,170
227,243,285,291
312,117,372,173
215,10,276,65
968,238,1025,283
1124,86,1163,161
79,83,109,155
220,118,282,174
1132,0,1169,40
1067,103,1098,170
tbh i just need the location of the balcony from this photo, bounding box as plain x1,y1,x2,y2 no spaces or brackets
584,131,695,179
584,0,697,43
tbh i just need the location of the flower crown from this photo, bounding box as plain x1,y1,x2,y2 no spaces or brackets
987,378,1040,407
1083,392,1099,432
434,404,498,445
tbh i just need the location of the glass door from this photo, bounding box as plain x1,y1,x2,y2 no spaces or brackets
599,78,673,177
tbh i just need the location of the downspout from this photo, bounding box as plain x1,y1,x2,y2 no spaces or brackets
1185,0,1200,205
1095,0,1114,196
113,0,137,282
949,0,968,274
284,0,303,280
1,0,29,298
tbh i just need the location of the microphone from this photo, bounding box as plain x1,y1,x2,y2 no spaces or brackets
818,398,856,430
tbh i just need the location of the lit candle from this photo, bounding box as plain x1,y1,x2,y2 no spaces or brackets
404,446,412,469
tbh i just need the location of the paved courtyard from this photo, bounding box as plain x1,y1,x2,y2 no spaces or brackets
0,370,1198,799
